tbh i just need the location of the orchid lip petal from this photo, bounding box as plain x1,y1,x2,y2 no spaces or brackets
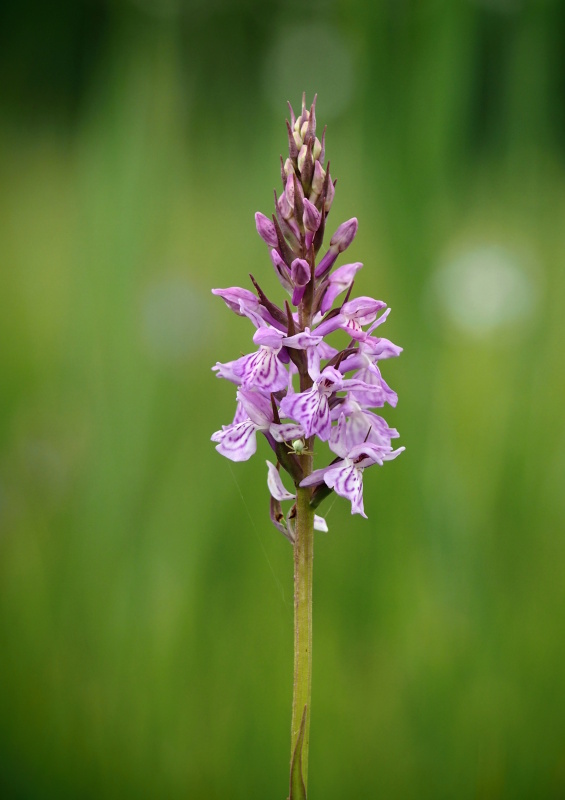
212,419,258,462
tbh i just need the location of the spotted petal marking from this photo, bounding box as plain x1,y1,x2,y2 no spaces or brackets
233,348,288,393
280,386,331,440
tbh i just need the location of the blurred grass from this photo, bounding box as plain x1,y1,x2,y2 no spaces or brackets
1,1,565,798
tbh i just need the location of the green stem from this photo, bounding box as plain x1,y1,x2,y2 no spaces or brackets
290,477,314,792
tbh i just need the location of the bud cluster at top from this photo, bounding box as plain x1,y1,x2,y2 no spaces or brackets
211,95,404,539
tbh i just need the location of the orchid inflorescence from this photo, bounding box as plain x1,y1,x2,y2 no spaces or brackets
211,94,403,539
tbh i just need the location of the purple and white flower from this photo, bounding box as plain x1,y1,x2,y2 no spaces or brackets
211,95,403,530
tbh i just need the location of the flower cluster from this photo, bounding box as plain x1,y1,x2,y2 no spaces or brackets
211,95,403,537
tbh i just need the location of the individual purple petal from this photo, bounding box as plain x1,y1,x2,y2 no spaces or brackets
324,462,366,517
327,412,349,458
336,353,364,374
283,328,322,350
300,463,339,487
329,408,397,459
348,442,388,467
232,399,248,425
237,303,267,330
313,515,328,532
331,398,399,438
270,422,305,442
307,346,321,380
363,336,403,359
211,419,258,462
255,212,279,247
320,262,363,315
212,286,259,316
349,365,398,408
212,360,242,385
253,326,285,349
237,389,273,428
312,312,343,338
366,306,391,331
266,461,296,501
382,446,406,462
232,348,289,393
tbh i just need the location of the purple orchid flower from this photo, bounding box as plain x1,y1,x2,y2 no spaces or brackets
279,366,343,440
211,389,304,462
301,415,404,517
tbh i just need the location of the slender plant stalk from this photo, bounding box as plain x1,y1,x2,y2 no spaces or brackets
290,478,314,790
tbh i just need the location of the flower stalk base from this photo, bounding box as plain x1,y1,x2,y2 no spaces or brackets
290,482,314,798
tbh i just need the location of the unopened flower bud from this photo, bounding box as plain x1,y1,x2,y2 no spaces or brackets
293,130,302,151
312,137,322,161
330,218,358,252
324,177,335,213
300,120,309,140
291,258,310,287
284,158,295,177
291,258,311,306
277,189,293,221
255,212,279,248
297,144,308,175
311,160,326,196
303,198,321,232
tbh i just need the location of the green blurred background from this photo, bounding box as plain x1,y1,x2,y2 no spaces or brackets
1,0,565,797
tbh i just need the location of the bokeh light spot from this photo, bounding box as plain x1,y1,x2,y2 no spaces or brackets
432,244,540,339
